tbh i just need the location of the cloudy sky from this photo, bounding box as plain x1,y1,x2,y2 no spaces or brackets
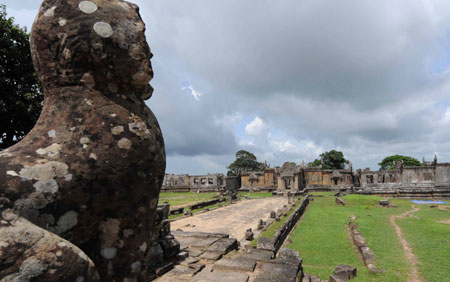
4,0,450,174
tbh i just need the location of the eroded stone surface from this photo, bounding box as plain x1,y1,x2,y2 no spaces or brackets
0,0,164,280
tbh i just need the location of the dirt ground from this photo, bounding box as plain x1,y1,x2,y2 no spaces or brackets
390,206,423,282
171,197,288,240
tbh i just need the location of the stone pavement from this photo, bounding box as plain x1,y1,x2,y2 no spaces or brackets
171,197,288,240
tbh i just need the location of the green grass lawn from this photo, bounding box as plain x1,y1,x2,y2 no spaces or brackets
397,204,450,282
158,192,218,207
288,194,412,281
237,191,274,199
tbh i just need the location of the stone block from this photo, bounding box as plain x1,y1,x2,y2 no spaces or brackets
302,273,311,282
353,234,367,247
163,265,199,278
199,251,223,261
193,270,249,282
188,263,205,271
188,247,205,257
190,237,219,248
333,264,357,280
265,218,276,226
206,238,238,254
260,261,299,280
361,247,375,262
329,274,346,282
245,228,254,241
172,231,229,239
277,248,302,267
161,237,180,259
155,262,175,276
179,257,199,266
147,244,164,267
240,249,273,262
379,199,390,206
176,251,189,260
257,237,275,252
214,257,256,272
253,272,294,282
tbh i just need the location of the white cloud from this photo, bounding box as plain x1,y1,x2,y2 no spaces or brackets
245,117,267,136
182,85,202,101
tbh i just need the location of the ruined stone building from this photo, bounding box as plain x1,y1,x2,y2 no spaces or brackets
163,158,450,196
162,173,225,192
240,162,353,191
356,158,450,196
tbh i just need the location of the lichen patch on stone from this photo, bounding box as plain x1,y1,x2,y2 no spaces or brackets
128,122,151,140
80,137,90,145
54,211,78,234
111,126,124,135
93,22,114,38
33,179,59,194
43,6,57,17
100,247,117,259
118,138,132,149
6,170,19,177
78,1,98,14
64,174,73,182
48,130,56,138
36,143,61,157
139,242,147,253
58,18,66,26
19,161,69,181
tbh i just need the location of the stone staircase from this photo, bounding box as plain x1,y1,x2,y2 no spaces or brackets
155,231,303,282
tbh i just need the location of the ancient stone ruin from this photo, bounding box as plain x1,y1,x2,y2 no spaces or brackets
0,0,169,280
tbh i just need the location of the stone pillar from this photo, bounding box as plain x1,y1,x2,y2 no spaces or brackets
0,0,165,280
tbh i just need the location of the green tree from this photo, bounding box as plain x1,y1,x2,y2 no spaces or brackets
378,155,422,170
227,150,264,176
308,159,321,167
309,150,349,169
0,5,43,150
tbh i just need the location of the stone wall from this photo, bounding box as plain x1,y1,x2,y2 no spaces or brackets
257,196,310,254
162,173,225,192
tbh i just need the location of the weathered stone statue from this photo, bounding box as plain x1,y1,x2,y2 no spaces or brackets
0,0,165,280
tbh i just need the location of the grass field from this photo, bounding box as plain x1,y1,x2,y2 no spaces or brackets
158,192,218,207
397,204,450,282
288,194,413,281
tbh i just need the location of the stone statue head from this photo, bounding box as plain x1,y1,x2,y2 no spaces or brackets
31,0,153,100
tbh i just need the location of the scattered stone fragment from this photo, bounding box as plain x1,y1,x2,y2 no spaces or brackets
333,264,357,280
270,211,276,218
257,219,266,230
245,228,254,241
379,199,390,207
335,197,347,206
176,251,189,260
